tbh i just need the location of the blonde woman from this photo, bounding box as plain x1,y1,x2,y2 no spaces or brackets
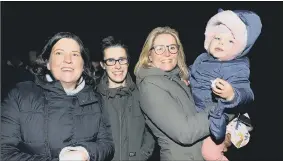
134,26,232,160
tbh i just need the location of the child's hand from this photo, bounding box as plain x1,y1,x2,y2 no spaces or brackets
212,78,235,101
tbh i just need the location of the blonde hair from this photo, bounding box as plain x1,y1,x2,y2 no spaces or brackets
134,26,189,80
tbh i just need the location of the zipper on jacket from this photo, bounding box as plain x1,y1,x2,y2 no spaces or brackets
106,91,123,161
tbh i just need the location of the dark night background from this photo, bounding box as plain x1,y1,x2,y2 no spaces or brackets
1,2,282,160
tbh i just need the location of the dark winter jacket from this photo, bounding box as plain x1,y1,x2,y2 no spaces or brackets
97,73,155,161
1,76,114,161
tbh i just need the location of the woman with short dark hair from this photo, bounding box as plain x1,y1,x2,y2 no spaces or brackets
97,36,155,161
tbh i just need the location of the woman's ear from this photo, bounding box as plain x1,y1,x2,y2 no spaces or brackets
148,53,153,62
100,61,106,70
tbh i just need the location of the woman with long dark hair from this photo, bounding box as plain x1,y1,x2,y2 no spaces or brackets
1,32,114,161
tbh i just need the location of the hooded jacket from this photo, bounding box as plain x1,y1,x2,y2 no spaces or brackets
97,73,155,161
1,76,114,161
135,67,218,160
189,9,262,139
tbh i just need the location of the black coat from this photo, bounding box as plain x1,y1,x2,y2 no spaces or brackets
97,73,155,161
1,76,114,161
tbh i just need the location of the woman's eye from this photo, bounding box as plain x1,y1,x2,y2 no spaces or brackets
156,47,163,51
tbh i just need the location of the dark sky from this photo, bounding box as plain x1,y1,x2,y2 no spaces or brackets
1,2,282,160
2,2,279,62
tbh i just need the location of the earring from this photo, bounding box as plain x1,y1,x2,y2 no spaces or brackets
47,63,50,70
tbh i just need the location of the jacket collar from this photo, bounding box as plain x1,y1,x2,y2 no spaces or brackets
35,75,97,106
135,66,180,85
97,72,136,98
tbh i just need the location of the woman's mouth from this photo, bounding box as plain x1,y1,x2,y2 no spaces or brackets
61,67,74,71
113,71,123,76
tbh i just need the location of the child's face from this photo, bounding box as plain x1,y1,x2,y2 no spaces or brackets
209,32,237,61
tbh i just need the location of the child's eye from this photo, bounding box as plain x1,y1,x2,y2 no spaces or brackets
214,37,220,40
55,52,62,55
229,40,234,43
73,53,80,57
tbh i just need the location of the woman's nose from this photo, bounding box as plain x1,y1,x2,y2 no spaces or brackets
64,54,72,64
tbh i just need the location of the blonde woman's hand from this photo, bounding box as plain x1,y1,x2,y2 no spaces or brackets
183,79,189,86
223,133,232,152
